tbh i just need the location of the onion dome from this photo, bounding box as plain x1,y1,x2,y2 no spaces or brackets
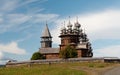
83,33,87,38
79,38,83,44
61,21,67,34
75,22,81,28
82,28,87,37
80,28,82,32
67,16,72,29
86,38,89,42
67,21,72,29
73,26,77,33
87,42,91,46
74,17,81,28
61,26,66,33
61,26,66,31
73,26,77,30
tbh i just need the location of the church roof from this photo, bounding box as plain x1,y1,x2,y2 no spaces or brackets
39,48,59,54
41,24,52,38
76,43,88,49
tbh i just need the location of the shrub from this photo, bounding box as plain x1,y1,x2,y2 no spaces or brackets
60,45,77,59
31,52,45,60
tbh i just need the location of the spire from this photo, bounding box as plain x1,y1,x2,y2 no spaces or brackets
68,16,72,25
61,21,66,30
64,21,65,27
41,23,52,38
74,16,81,28
68,16,71,24
67,16,72,29
76,16,78,23
61,21,67,34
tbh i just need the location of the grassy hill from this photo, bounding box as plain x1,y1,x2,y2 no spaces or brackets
0,62,118,75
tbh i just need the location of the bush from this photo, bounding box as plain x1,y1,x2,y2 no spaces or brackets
60,45,77,59
31,52,45,60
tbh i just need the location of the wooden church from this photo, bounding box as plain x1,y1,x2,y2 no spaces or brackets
39,18,93,59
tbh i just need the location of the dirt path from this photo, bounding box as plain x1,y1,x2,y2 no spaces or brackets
97,64,120,75
70,64,120,75
71,67,98,75
103,66,120,75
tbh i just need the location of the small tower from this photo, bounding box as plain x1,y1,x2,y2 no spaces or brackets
41,23,52,48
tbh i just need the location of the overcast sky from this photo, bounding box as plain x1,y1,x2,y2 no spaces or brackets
0,0,120,64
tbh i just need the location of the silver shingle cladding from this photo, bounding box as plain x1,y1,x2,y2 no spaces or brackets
41,24,52,38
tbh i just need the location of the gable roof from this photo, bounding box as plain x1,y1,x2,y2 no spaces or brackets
39,48,59,54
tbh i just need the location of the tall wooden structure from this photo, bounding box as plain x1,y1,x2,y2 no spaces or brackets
39,23,59,59
41,24,52,48
39,18,93,59
59,19,93,57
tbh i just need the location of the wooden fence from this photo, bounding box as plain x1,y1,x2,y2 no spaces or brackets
6,57,120,67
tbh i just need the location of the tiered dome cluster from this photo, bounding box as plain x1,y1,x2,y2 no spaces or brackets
61,20,89,44
61,20,81,35
60,19,93,57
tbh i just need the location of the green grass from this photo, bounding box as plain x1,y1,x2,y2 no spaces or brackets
0,63,87,75
0,62,116,75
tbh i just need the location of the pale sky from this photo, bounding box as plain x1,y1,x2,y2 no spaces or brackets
0,0,120,64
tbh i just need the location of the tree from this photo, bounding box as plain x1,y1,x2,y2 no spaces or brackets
31,52,45,60
60,45,77,59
